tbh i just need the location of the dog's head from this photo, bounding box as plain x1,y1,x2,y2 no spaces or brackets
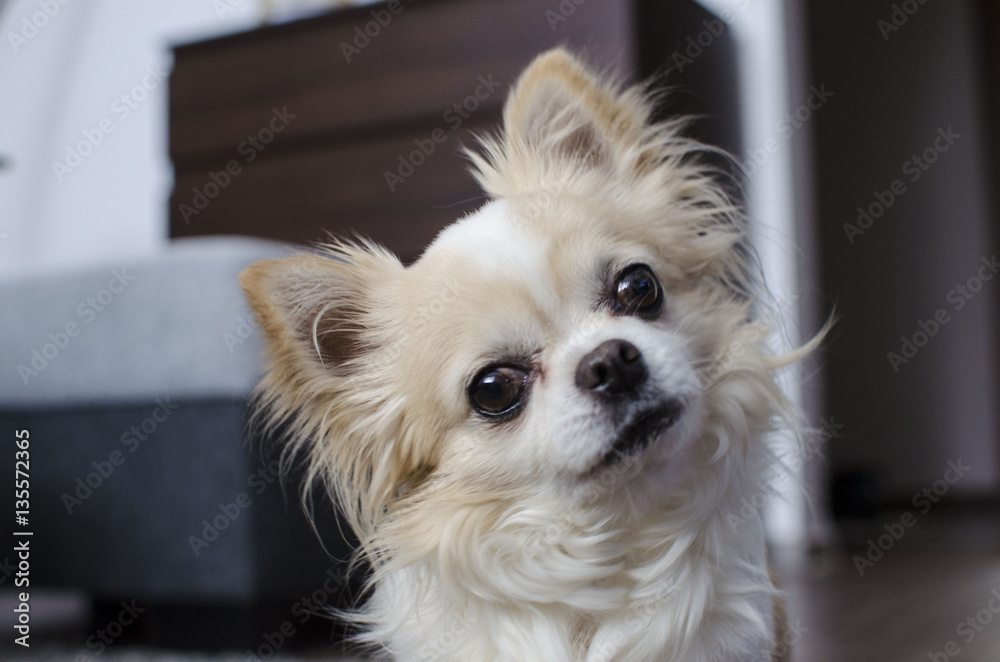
242,49,787,550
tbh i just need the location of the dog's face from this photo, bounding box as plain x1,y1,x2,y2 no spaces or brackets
394,196,706,501
242,49,755,534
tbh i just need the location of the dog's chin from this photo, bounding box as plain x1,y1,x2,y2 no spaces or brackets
595,398,684,469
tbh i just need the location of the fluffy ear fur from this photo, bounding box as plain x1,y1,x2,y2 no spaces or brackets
240,252,377,377
473,48,753,304
503,48,643,167
239,243,409,539
470,48,666,196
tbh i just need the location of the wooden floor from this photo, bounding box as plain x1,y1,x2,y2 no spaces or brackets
778,508,1000,662
3,509,998,660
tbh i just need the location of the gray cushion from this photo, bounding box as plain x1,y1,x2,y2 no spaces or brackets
0,237,295,409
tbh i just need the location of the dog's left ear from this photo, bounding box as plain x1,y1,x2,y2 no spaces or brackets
501,48,646,172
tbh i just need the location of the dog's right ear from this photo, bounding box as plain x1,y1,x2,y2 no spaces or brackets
239,246,399,380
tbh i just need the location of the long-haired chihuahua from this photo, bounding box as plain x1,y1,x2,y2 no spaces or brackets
241,48,818,661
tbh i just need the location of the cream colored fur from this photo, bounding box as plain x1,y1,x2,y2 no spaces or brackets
241,48,818,662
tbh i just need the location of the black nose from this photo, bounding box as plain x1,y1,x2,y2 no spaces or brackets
575,339,647,396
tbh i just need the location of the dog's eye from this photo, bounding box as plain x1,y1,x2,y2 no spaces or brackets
614,264,662,316
469,366,527,417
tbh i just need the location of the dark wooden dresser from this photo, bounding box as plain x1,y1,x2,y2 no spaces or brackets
169,0,740,261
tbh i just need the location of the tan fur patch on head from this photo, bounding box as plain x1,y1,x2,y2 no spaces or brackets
465,49,750,301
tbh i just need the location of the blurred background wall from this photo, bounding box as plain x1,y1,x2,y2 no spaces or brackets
0,0,263,279
805,0,1000,505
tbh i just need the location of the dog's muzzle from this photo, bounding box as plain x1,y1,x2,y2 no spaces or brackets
576,338,683,465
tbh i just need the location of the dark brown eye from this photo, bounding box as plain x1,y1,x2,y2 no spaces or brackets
614,264,662,316
469,366,528,417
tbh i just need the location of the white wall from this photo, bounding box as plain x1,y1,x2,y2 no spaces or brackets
0,0,265,281
696,0,818,546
